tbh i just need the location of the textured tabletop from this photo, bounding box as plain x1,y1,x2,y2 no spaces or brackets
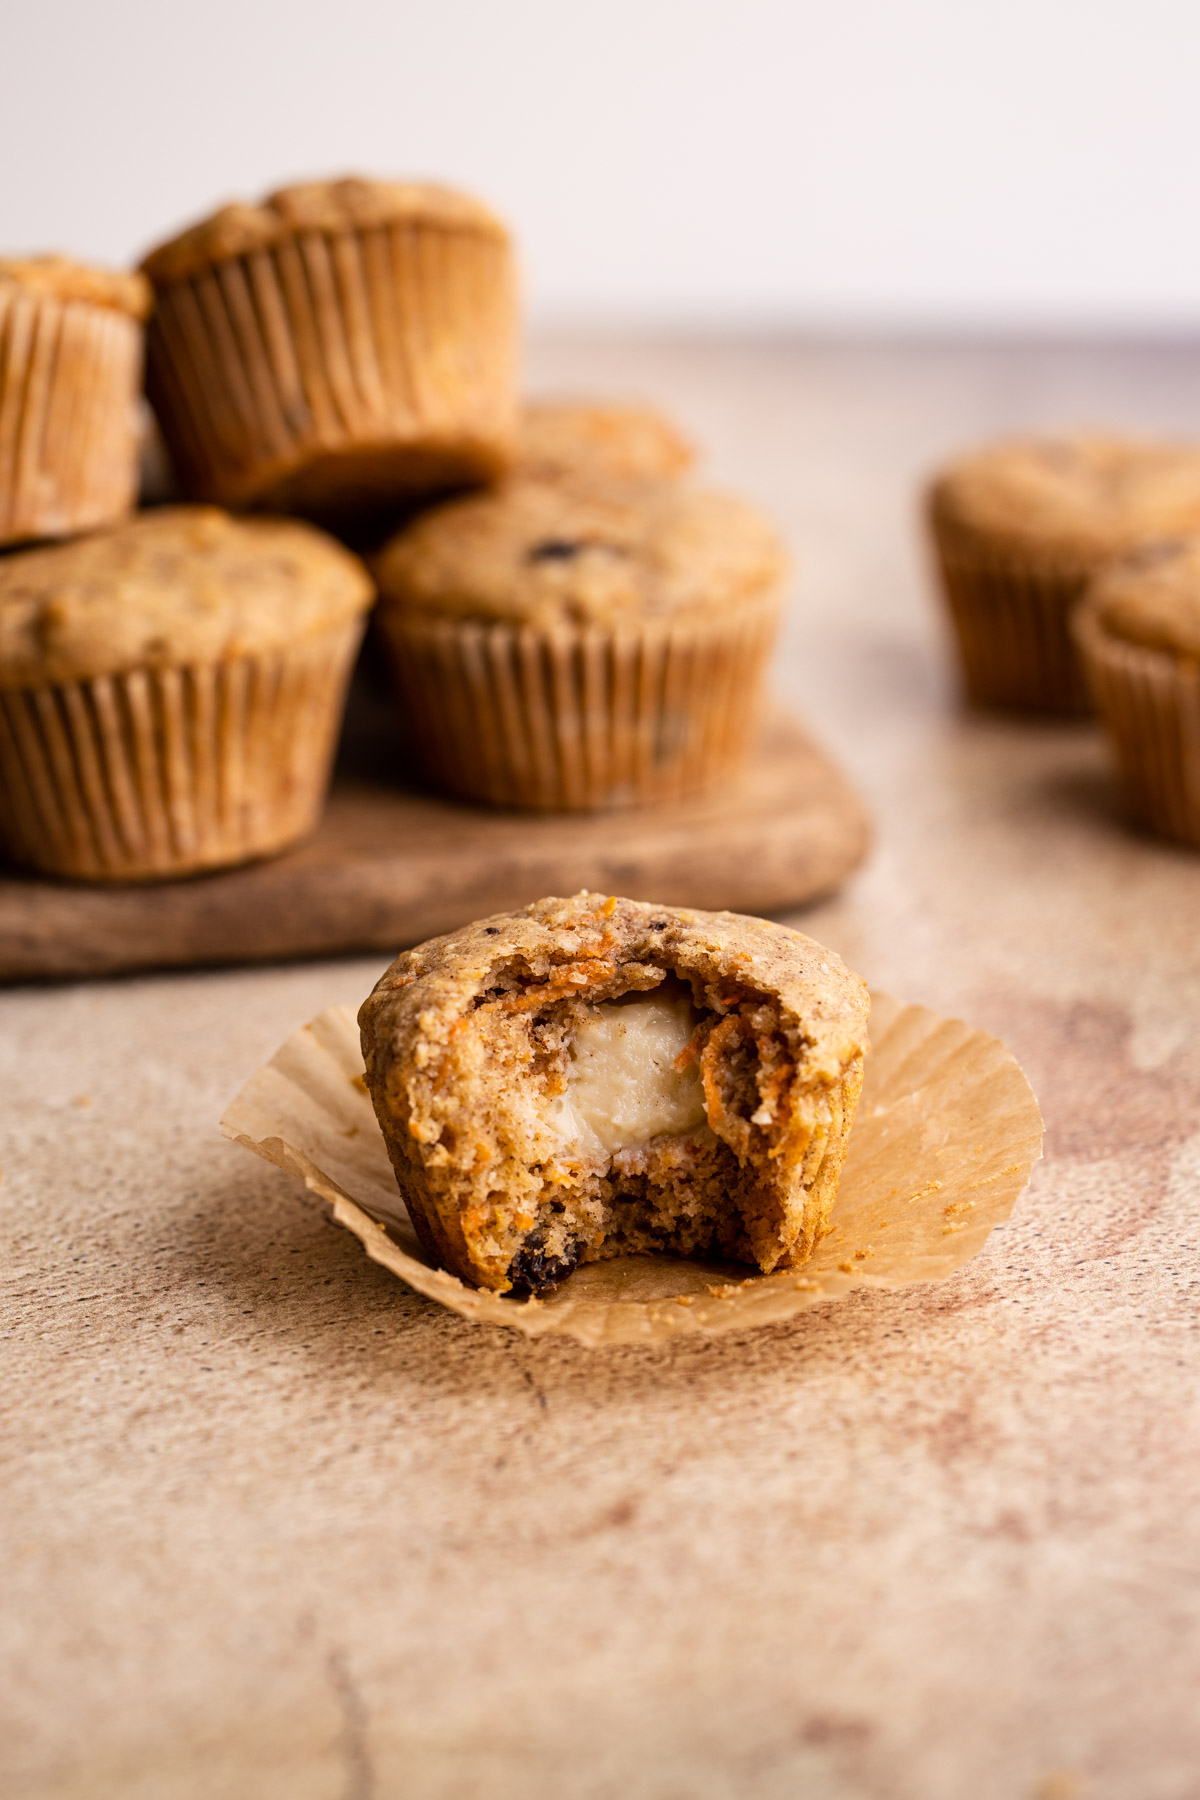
4,335,1200,1800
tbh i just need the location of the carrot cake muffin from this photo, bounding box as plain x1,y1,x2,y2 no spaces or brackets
140,177,518,521
518,400,695,483
372,473,785,809
359,892,870,1295
927,434,1200,712
1075,539,1200,845
0,506,372,880
0,256,150,547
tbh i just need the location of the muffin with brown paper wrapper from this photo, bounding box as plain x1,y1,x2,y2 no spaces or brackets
927,434,1200,713
223,975,1043,1345
0,257,149,548
372,473,785,810
357,893,870,1296
140,177,518,522
0,506,372,881
1075,538,1200,846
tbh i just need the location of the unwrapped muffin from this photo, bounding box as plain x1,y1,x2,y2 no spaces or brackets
372,473,785,809
0,256,150,548
927,435,1200,712
518,400,695,483
140,177,518,521
359,892,870,1295
1075,540,1200,846
0,506,372,880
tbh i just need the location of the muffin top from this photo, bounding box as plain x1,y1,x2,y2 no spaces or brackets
361,891,871,1106
1085,540,1200,660
519,401,695,484
373,475,786,628
0,505,373,687
141,176,509,283
0,256,150,318
929,434,1200,560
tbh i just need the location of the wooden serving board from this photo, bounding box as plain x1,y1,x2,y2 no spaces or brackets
0,707,869,982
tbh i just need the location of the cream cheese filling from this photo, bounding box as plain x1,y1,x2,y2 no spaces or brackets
553,990,707,1155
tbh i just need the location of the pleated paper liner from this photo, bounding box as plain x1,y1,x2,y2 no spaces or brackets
928,509,1093,713
374,597,780,810
0,285,143,546
1075,608,1200,847
145,221,517,516
220,993,1044,1346
0,620,362,881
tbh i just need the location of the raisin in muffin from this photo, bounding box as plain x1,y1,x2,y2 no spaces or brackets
1075,539,1200,845
372,474,785,809
0,256,150,547
927,434,1200,712
0,506,372,879
140,177,518,522
359,892,870,1294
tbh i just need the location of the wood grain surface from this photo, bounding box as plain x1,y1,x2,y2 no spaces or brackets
4,335,1200,1800
0,712,869,981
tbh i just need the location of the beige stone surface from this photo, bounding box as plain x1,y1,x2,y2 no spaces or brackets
4,336,1200,1800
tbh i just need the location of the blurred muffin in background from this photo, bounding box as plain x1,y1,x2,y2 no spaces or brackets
0,257,149,548
518,400,695,484
927,435,1200,713
0,507,372,881
140,177,518,525
372,473,785,811
1075,540,1200,847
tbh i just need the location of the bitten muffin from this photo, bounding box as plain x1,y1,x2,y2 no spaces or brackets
518,400,695,483
0,256,150,547
927,435,1200,712
1074,540,1200,846
372,473,785,809
359,892,870,1295
140,177,518,521
0,506,372,880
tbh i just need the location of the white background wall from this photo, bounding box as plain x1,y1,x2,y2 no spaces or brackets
5,0,1200,330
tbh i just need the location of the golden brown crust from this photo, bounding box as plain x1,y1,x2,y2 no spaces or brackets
141,176,509,282
0,256,150,318
373,474,787,628
359,893,869,1293
1084,540,1200,661
518,401,695,483
0,505,373,687
929,434,1200,562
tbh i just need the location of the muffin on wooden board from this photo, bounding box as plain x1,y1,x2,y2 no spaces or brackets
0,506,372,880
927,435,1200,713
0,257,150,548
518,400,695,483
1075,540,1200,846
372,472,785,810
359,892,870,1295
140,177,518,522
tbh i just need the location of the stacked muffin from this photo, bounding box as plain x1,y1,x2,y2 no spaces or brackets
927,434,1200,848
0,177,786,883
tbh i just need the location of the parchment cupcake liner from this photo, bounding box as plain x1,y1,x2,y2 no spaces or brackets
0,620,362,881
0,285,143,546
374,597,780,810
1075,609,1200,846
929,514,1092,713
145,223,516,515
220,992,1044,1346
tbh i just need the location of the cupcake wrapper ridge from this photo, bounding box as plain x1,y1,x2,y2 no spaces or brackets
375,598,780,811
145,222,517,513
0,622,362,881
1075,610,1200,847
0,286,142,546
